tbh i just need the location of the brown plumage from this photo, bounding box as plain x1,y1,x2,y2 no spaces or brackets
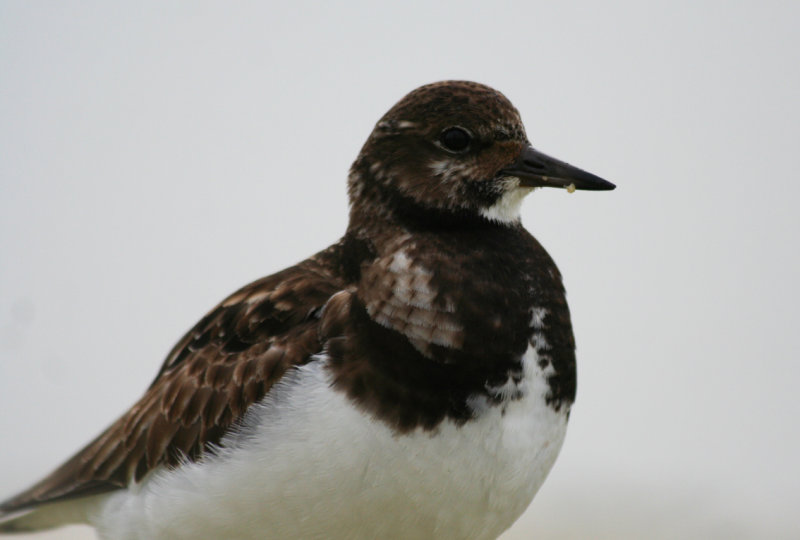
1,246,346,511
0,81,613,532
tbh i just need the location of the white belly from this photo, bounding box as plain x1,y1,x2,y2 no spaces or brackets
93,345,568,540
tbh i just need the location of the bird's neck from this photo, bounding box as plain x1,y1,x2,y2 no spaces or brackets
347,165,514,243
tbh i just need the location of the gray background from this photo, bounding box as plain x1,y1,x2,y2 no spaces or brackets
1,2,798,538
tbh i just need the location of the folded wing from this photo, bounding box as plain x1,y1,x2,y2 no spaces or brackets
0,253,344,513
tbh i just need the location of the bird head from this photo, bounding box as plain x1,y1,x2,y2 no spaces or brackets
348,81,614,228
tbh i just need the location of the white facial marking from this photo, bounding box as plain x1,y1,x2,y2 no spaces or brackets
479,179,534,224
428,159,453,177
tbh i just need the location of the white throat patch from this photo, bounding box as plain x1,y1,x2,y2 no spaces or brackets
479,181,534,224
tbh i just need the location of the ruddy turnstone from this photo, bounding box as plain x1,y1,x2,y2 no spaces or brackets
0,81,614,539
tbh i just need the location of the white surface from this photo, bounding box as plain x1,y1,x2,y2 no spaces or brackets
1,2,798,538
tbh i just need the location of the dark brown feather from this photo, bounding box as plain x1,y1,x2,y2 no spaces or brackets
0,244,346,512
1,81,586,521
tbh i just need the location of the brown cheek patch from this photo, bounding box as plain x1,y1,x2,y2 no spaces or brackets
473,141,523,180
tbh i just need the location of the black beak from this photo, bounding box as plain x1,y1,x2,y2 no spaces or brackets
499,145,615,191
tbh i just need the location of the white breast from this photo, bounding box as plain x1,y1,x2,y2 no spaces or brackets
92,345,569,540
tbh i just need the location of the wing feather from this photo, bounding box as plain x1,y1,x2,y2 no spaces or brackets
0,252,344,513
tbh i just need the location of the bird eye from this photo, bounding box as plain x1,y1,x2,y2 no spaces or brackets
439,127,471,153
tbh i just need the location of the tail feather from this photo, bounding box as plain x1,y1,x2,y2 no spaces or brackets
0,451,118,535
0,497,100,534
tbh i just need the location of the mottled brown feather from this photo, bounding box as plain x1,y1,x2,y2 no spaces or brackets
1,81,587,521
0,245,346,512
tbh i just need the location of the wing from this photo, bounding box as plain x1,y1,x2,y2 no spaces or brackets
0,251,345,513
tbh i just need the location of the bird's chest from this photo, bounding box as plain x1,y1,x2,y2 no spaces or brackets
245,348,568,539
367,228,557,363
98,347,568,540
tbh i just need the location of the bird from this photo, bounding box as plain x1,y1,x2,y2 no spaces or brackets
0,80,614,539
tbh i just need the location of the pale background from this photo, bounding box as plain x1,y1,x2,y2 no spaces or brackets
1,2,798,539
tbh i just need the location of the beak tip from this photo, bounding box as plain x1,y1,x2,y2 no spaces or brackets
570,172,616,191
591,178,616,191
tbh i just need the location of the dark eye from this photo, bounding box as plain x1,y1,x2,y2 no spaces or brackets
439,127,471,153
